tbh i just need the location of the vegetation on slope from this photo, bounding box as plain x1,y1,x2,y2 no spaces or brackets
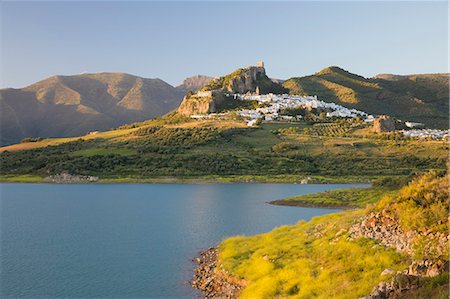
216,172,449,298
283,67,449,128
273,187,391,208
0,115,447,182
375,172,449,236
272,176,412,208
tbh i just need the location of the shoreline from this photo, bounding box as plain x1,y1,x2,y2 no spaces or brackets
0,175,374,185
269,199,358,210
191,247,246,298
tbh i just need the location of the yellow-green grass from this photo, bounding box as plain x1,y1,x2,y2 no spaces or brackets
276,187,393,208
219,210,409,299
0,174,44,183
218,172,449,298
278,133,448,158
72,148,137,156
0,127,139,152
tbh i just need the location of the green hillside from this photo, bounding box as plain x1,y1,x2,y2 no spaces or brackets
283,67,449,128
1,65,448,183
0,113,447,183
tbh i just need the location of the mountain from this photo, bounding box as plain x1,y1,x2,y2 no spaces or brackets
176,75,213,93
2,66,448,146
283,67,449,128
0,73,185,145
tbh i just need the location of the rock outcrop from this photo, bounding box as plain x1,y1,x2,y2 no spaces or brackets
348,210,448,259
350,209,449,299
178,63,287,116
373,115,396,133
177,91,226,116
225,66,266,94
191,248,246,298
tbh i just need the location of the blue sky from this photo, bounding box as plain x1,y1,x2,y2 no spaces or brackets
1,1,448,88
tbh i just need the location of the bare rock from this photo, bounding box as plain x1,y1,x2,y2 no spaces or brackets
373,115,396,133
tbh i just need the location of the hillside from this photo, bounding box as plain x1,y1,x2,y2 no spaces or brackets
0,73,185,146
178,64,288,116
2,66,447,146
193,172,449,298
1,64,449,183
0,111,447,184
283,67,449,128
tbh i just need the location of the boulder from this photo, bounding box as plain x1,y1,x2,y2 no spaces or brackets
373,115,396,133
381,268,394,276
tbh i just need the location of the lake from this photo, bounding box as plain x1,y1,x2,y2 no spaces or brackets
1,183,366,298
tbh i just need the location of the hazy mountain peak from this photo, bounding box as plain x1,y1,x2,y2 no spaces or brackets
0,72,184,145
177,75,213,93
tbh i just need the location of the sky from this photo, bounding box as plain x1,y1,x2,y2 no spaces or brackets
1,1,448,88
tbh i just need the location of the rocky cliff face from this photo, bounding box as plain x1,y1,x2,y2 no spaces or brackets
205,65,287,95
349,210,448,259
177,91,225,116
226,66,266,94
177,64,287,116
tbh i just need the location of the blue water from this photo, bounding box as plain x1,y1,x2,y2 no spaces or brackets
0,183,367,298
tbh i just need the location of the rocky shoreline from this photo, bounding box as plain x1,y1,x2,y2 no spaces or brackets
44,172,98,183
192,208,449,298
191,248,246,298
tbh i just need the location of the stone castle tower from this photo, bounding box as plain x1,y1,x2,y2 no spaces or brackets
256,60,264,68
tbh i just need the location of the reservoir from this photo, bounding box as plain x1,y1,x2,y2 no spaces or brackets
1,183,366,298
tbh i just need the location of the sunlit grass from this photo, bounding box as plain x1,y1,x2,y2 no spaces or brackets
219,210,409,298
0,174,43,182
280,187,394,208
218,172,449,298
72,148,137,156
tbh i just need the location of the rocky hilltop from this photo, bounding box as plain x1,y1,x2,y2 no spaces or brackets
178,63,287,116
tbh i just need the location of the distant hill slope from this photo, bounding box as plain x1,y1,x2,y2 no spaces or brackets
0,73,184,145
283,67,449,128
176,75,213,93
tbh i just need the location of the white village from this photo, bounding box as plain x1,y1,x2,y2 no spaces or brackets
184,61,449,141
190,92,448,141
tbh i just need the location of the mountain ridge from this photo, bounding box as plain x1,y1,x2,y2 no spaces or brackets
2,66,448,146
283,67,449,128
0,72,185,145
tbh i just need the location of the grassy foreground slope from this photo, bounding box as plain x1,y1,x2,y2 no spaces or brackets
0,114,447,182
216,172,449,298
